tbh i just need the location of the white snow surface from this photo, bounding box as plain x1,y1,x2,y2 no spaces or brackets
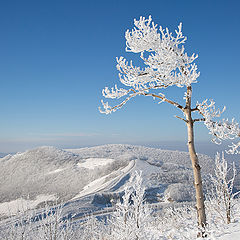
46,168,66,174
77,157,115,169
0,144,240,239
0,145,128,217
0,194,56,216
72,159,135,199
216,226,240,240
1,143,237,220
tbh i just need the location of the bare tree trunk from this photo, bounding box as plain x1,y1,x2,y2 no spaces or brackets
226,194,231,224
227,205,231,224
185,87,207,237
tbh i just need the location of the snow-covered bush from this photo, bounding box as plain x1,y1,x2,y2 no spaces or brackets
0,208,36,240
156,203,198,239
1,175,240,239
76,215,108,240
107,171,157,240
164,183,195,202
0,203,76,240
206,152,240,224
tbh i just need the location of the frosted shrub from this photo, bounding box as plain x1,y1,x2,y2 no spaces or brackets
206,152,240,225
0,203,76,240
76,215,109,240
0,209,36,240
108,171,157,240
33,204,75,240
155,204,198,240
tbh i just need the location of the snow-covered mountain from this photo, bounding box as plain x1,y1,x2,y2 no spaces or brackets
0,144,219,218
0,146,128,216
67,144,217,202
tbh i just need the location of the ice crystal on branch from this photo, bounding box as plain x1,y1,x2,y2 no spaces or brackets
102,85,129,99
197,99,226,144
227,142,240,154
125,16,160,53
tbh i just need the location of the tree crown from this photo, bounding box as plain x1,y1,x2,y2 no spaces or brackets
99,16,240,154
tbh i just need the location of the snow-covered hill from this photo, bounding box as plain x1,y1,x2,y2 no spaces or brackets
67,144,217,203
0,146,128,216
0,144,218,218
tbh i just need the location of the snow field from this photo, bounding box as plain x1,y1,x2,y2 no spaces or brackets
0,194,57,216
72,159,135,199
0,144,239,239
77,158,115,169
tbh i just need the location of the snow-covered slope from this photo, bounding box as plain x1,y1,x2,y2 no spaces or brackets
0,146,127,216
67,144,217,202
0,144,216,218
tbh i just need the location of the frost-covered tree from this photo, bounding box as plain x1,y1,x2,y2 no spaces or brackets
157,204,197,239
0,204,76,240
99,16,228,235
0,209,35,240
109,171,156,240
77,215,107,240
35,204,75,240
207,152,240,224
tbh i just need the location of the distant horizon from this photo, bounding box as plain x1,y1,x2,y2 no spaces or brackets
1,140,238,161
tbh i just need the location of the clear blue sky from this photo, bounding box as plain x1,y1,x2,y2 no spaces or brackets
0,0,239,153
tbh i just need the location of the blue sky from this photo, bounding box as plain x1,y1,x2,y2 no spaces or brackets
0,0,239,153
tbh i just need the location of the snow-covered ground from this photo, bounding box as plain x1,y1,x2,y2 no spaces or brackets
1,144,237,217
214,223,240,240
72,159,135,199
0,145,130,217
77,157,115,169
0,144,239,239
0,194,57,216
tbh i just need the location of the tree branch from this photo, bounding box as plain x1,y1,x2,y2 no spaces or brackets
193,118,205,123
143,92,184,111
191,107,199,112
110,93,138,111
175,115,188,123
101,89,185,114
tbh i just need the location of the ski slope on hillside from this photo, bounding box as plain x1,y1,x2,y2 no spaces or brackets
72,159,135,199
